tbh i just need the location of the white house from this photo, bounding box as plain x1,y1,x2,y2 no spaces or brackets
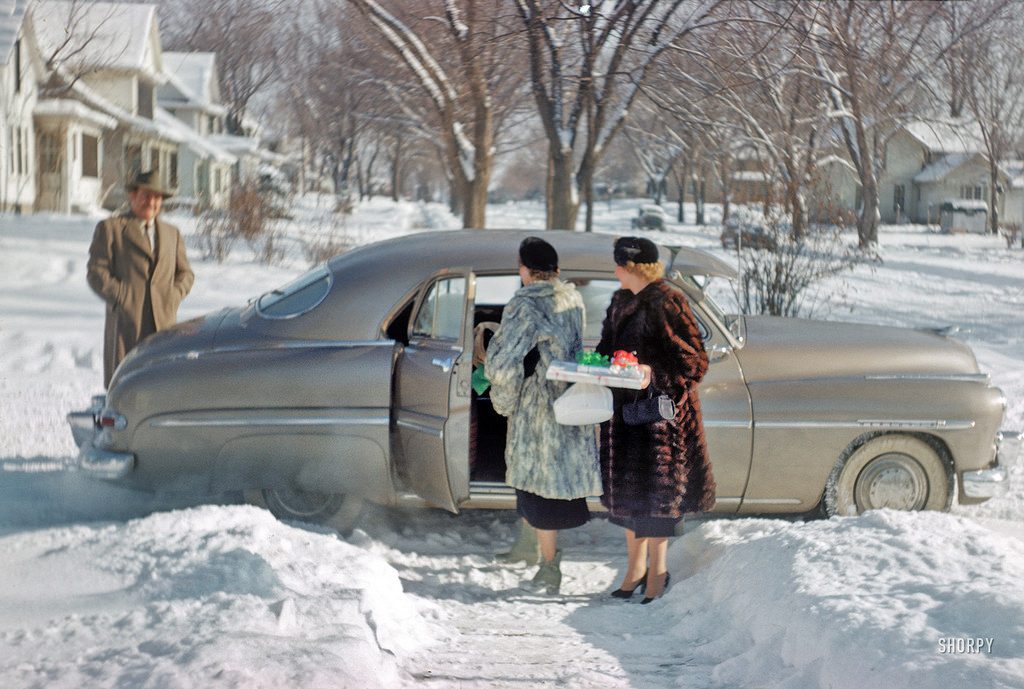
0,0,43,213
32,1,182,210
158,51,234,209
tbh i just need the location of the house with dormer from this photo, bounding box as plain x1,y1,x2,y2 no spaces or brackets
158,51,234,209
32,0,183,211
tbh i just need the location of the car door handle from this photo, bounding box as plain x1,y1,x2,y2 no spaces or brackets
432,356,454,372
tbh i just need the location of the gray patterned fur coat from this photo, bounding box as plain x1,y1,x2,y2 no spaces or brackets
485,279,602,500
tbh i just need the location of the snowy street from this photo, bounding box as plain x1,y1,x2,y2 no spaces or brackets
1,199,1023,688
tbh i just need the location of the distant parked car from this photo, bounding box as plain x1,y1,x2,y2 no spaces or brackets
720,224,779,251
68,230,1018,529
631,205,667,231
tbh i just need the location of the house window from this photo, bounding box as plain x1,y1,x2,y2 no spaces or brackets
16,127,24,176
138,81,154,119
125,143,143,177
960,184,986,201
13,38,21,95
82,134,99,177
169,152,178,188
39,131,60,173
893,184,905,215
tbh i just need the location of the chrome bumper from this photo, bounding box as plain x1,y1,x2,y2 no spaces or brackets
79,441,135,480
962,430,1020,499
66,395,135,480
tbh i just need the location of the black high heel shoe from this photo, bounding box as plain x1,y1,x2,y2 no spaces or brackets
610,569,649,599
640,572,670,605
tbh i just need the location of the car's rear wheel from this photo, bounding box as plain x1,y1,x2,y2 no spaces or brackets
248,487,364,534
823,435,953,517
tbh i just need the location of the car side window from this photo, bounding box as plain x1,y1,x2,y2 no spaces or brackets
568,278,710,342
412,277,466,340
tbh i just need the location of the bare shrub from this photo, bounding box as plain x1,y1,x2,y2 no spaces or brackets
727,207,863,318
195,178,292,265
1000,223,1022,249
195,210,236,263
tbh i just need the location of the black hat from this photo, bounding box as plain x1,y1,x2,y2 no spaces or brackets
126,169,175,198
519,236,559,272
613,236,659,266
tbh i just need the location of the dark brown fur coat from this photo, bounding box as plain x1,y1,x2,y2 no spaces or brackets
596,280,716,518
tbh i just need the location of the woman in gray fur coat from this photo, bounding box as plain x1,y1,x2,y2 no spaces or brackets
485,237,602,594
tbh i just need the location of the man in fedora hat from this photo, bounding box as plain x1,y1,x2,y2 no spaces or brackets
87,170,194,387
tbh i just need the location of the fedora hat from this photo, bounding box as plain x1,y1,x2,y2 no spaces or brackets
126,169,175,198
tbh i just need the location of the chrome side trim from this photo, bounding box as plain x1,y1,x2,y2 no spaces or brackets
756,419,975,431
865,373,990,384
177,340,394,361
703,419,753,429
740,497,803,505
150,416,390,428
396,418,443,437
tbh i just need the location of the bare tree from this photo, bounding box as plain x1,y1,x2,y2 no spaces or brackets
346,0,524,229
155,0,290,132
803,0,1006,248
962,6,1024,234
514,0,722,231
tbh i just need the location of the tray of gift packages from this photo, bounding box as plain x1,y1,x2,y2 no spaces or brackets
546,350,646,389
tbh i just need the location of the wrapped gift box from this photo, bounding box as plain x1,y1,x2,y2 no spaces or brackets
545,360,645,389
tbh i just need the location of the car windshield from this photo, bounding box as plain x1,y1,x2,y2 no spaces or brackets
257,266,332,319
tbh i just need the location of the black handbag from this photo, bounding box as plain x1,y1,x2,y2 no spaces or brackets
622,389,676,425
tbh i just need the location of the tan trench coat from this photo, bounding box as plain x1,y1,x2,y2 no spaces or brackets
87,213,194,387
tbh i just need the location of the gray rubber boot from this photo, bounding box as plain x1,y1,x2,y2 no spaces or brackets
524,550,562,595
494,518,540,565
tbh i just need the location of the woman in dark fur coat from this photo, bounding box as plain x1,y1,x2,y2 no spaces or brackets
596,236,716,603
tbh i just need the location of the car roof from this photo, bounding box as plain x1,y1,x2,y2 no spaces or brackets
329,229,733,279
252,230,735,342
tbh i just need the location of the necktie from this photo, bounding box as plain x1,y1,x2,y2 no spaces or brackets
144,222,155,252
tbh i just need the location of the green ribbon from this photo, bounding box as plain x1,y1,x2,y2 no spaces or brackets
576,351,611,367
472,365,491,395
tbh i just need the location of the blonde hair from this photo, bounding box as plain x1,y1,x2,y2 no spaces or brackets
524,266,559,281
621,260,664,282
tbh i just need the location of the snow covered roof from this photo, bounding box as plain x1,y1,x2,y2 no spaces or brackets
817,154,857,174
913,152,976,183
208,133,289,165
940,198,988,211
0,0,28,65
902,119,983,155
155,107,236,164
160,52,225,114
32,1,163,79
732,170,768,182
34,97,117,129
1001,160,1024,189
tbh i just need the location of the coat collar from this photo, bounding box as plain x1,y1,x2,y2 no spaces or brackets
122,213,157,259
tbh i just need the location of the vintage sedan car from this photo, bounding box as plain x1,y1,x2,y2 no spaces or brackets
69,230,1018,528
631,205,668,231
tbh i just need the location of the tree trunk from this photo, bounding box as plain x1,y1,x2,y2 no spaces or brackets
988,160,1000,234
548,149,578,230
694,176,705,226
857,172,880,247
463,174,489,229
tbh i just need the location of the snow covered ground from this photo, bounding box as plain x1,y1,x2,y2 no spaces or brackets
1,197,1022,688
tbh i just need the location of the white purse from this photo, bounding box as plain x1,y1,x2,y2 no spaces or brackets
552,382,614,425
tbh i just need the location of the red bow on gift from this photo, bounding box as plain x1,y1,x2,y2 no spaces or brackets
611,350,639,368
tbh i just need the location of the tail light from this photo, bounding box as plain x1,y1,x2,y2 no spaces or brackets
98,412,127,430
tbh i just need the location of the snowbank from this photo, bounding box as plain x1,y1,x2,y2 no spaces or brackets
668,511,1024,689
0,505,445,688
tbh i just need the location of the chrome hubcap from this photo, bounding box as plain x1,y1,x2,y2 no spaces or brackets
269,488,337,517
856,454,928,511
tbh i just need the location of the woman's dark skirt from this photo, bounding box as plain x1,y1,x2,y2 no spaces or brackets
608,514,683,538
516,489,590,530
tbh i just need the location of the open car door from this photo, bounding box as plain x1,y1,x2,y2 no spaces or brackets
393,269,474,512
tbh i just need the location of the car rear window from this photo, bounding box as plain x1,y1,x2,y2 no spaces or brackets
257,266,332,319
